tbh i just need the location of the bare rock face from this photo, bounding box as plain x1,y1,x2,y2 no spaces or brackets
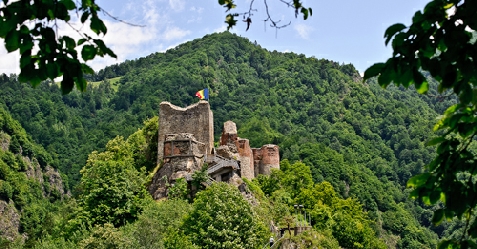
149,133,204,200
0,200,21,242
0,132,10,151
24,157,68,198
44,166,67,197
24,157,43,185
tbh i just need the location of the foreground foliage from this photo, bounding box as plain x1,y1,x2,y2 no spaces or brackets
183,183,267,249
364,0,477,247
0,0,116,94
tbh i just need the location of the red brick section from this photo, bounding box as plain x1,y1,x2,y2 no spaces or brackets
164,142,172,156
261,144,280,167
252,145,280,175
220,120,238,146
252,148,262,177
236,138,254,179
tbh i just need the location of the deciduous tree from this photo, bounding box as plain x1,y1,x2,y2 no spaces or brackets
364,0,477,247
183,182,267,249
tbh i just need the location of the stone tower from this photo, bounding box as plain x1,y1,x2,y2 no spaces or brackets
157,101,214,162
252,144,280,176
218,121,255,179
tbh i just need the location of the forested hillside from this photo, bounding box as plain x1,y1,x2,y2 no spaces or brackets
0,107,67,247
0,32,461,248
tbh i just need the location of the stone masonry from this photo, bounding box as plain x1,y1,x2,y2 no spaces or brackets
149,100,280,200
157,101,214,162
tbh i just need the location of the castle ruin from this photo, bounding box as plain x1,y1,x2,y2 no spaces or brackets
148,100,280,200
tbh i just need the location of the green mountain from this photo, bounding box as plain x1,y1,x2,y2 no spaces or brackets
0,31,458,247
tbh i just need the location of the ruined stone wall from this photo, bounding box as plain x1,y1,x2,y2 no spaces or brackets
158,101,214,162
149,133,204,200
236,138,254,179
252,148,261,177
253,144,280,176
218,121,254,179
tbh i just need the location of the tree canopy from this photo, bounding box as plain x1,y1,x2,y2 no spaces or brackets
0,0,116,94
364,0,477,247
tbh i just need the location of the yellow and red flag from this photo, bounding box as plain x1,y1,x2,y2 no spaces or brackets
195,88,209,100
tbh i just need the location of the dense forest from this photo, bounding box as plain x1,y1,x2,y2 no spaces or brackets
0,32,466,248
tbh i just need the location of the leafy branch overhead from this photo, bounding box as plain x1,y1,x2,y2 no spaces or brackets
364,0,477,247
0,0,117,94
218,0,312,31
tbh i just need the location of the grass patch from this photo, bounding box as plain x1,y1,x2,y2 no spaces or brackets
53,76,122,92
89,76,122,92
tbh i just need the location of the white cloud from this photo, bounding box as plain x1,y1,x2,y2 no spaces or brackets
0,46,19,75
162,26,191,41
189,6,204,14
169,0,185,12
0,0,194,74
294,23,313,39
213,25,228,33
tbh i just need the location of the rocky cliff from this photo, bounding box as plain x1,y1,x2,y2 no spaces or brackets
0,115,67,243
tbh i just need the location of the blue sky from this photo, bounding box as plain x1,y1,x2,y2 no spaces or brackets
0,0,430,75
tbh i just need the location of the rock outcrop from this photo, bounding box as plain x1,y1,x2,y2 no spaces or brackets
148,133,204,200
0,200,21,242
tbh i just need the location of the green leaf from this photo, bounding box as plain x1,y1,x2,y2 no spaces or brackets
61,0,76,10
436,141,450,154
81,63,94,75
429,191,441,205
300,8,308,20
444,104,459,115
426,137,446,146
5,29,20,52
448,114,463,130
19,38,34,55
75,77,87,92
225,14,237,30
437,240,452,249
432,209,445,225
93,39,116,58
407,173,432,188
61,75,75,95
377,61,396,88
46,63,58,78
363,63,384,81
414,72,428,94
459,83,473,104
90,16,107,35
81,45,96,61
418,80,430,93
20,55,32,69
384,23,406,46
62,36,76,50
81,11,90,23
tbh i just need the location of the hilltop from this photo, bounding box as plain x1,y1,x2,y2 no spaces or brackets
0,31,459,247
